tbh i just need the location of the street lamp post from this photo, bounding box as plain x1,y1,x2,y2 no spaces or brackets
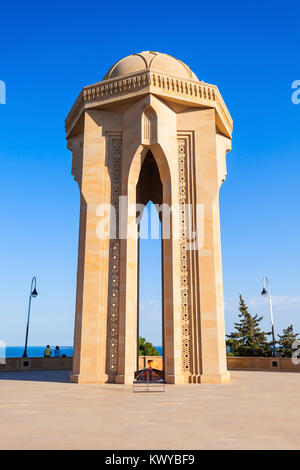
23,277,38,358
261,276,276,357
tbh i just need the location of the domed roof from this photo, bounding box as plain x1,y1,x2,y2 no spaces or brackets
103,51,198,81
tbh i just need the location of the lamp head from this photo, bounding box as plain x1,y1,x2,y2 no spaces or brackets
31,288,38,298
261,287,268,296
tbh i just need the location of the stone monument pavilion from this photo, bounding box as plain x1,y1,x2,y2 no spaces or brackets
65,51,233,384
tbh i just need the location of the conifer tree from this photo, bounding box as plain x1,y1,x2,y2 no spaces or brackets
226,295,272,357
277,325,299,358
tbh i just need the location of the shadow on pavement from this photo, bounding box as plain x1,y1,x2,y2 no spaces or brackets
0,370,71,383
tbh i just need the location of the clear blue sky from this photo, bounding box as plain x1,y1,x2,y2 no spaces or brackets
0,0,299,347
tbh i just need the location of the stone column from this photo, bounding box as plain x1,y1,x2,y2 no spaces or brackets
194,109,230,384
69,110,111,384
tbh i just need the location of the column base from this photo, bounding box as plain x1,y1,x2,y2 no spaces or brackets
70,372,108,384
187,374,201,384
165,374,186,384
200,371,231,384
115,374,135,385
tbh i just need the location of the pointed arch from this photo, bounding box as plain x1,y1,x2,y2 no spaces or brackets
117,143,175,384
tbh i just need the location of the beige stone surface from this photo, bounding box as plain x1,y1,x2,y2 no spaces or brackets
0,357,72,372
102,51,199,81
227,356,300,372
0,370,300,450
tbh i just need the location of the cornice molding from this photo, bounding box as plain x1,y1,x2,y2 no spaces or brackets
65,70,233,138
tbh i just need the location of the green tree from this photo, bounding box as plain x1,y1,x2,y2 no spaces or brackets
138,337,159,356
277,325,299,358
226,295,272,357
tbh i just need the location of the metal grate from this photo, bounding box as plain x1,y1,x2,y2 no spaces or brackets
133,368,165,393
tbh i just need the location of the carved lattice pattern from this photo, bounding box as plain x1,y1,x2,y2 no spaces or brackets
107,138,122,373
177,138,192,373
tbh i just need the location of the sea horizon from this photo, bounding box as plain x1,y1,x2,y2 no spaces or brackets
3,345,163,358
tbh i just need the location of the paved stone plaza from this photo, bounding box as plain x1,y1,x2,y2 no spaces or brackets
0,370,299,449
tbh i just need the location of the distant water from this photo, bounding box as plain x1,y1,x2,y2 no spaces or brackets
155,346,163,355
5,345,162,358
5,346,73,358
